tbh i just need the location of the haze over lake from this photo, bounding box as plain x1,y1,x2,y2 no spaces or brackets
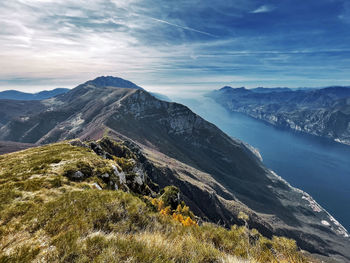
173,95,350,231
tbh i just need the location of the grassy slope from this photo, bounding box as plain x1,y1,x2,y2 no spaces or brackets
0,142,314,263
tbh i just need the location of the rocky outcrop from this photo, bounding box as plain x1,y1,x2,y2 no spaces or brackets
68,138,159,196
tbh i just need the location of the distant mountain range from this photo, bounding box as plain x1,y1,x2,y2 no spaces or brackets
0,78,170,103
0,88,69,100
209,86,350,145
0,76,349,261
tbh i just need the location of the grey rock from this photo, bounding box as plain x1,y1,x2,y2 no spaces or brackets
112,165,126,184
72,171,84,180
100,173,110,179
69,139,87,148
134,175,143,185
93,182,102,190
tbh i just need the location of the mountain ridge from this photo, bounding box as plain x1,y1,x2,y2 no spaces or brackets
209,86,350,145
81,76,143,90
0,88,69,100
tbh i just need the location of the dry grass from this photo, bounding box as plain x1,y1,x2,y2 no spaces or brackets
0,141,315,263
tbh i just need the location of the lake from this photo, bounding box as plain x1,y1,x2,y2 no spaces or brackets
172,96,350,231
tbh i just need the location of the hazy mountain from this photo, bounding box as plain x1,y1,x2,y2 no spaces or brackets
150,92,172,102
252,87,292,93
0,88,69,100
0,76,349,261
209,86,350,145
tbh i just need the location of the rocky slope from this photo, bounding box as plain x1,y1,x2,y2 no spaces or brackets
0,99,48,128
209,86,350,145
0,141,35,155
0,76,349,261
0,138,316,262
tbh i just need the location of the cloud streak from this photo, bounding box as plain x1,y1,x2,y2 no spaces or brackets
141,15,218,38
250,5,275,14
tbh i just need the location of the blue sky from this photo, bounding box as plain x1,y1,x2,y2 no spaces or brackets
1,0,350,94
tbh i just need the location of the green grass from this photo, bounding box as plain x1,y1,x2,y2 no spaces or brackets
0,141,316,263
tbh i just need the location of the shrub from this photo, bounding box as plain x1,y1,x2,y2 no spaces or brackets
62,161,93,180
114,157,134,172
160,186,179,209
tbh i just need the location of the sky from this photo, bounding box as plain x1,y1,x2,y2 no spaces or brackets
1,0,350,94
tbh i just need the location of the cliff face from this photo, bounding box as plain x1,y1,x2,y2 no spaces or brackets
0,77,349,261
209,87,350,145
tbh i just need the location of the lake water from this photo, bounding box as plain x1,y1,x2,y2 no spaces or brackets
172,96,350,231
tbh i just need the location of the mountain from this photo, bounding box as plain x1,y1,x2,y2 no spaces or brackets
0,141,35,155
82,75,143,90
150,92,172,102
0,88,69,100
0,76,349,261
209,86,350,145
252,87,292,93
0,100,48,128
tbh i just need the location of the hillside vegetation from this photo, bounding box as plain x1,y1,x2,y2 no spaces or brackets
0,139,315,262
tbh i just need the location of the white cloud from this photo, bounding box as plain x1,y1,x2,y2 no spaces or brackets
0,0,179,89
0,0,233,92
250,5,275,14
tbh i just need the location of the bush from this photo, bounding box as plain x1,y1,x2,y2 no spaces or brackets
62,161,93,180
160,186,179,209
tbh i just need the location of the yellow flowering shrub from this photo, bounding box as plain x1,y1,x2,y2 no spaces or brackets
150,198,198,227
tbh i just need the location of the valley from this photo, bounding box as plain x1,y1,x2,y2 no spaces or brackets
173,95,350,233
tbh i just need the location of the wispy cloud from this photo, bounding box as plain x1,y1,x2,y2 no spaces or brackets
141,15,217,38
250,5,275,14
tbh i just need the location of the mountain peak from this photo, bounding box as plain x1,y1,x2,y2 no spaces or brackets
220,86,247,91
218,86,249,94
220,86,233,90
83,76,143,90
